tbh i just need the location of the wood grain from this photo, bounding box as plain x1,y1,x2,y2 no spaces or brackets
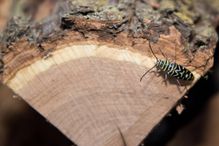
1,1,217,145
5,44,199,146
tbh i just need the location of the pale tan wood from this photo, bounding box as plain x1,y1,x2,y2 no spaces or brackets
5,43,199,146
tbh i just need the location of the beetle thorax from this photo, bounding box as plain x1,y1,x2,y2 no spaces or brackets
156,59,164,68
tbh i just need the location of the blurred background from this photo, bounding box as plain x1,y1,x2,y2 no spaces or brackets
0,0,219,146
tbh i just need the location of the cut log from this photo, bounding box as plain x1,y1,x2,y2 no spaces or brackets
0,0,217,146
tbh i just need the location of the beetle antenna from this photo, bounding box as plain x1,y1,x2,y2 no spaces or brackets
148,41,158,61
140,65,156,81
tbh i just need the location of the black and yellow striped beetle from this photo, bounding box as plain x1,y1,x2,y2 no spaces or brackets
140,41,194,83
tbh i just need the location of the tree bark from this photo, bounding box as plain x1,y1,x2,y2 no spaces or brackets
0,0,217,146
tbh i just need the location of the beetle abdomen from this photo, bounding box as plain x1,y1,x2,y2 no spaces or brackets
157,60,194,81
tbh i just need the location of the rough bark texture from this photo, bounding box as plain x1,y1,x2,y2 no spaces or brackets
0,0,218,146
